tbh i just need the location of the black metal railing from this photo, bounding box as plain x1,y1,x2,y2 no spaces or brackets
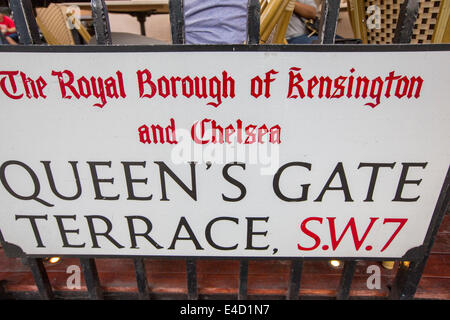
0,0,448,301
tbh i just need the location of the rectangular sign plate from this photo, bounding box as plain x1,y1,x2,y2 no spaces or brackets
0,45,449,259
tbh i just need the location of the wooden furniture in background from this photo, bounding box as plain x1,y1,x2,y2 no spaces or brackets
80,0,168,45
347,0,450,44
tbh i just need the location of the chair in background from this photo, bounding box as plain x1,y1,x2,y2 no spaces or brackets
259,0,296,44
35,3,91,45
0,6,12,44
169,0,260,44
347,0,450,44
90,0,168,45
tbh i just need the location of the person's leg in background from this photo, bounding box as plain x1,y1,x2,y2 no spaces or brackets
5,35,17,44
7,32,19,44
287,34,318,44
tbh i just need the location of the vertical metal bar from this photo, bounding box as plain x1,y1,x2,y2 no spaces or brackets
336,261,356,300
389,261,417,299
238,260,248,300
8,0,42,44
287,260,303,300
27,258,54,300
316,0,341,44
9,0,32,44
71,28,82,45
392,0,419,44
134,258,150,300
91,0,112,45
186,259,198,300
0,280,7,299
17,0,40,43
247,0,260,44
169,0,184,44
390,167,450,299
80,258,104,300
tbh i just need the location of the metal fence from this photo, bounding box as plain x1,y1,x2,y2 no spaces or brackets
0,0,448,300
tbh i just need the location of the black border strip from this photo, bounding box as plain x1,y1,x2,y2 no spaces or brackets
0,43,449,53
